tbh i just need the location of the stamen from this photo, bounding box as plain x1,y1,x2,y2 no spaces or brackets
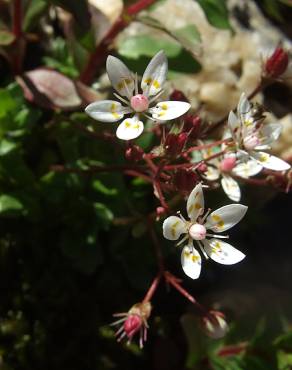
177,211,187,223
143,113,156,121
206,233,229,239
201,208,212,223
175,235,189,247
113,93,130,106
135,72,138,95
123,79,132,100
197,240,209,259
149,89,164,104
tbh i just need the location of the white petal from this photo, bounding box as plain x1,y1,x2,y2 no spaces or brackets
186,183,204,222
150,101,190,121
259,123,282,145
141,50,168,97
202,238,245,265
250,151,291,171
232,159,263,178
205,204,247,232
163,216,187,240
227,111,241,142
116,116,144,140
85,100,130,122
181,243,202,279
237,93,251,116
106,55,135,98
204,166,220,181
221,175,241,202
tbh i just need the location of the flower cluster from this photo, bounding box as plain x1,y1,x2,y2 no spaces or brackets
84,50,291,348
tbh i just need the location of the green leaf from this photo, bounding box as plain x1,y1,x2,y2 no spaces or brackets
23,0,49,32
277,350,292,370
172,24,201,46
93,203,113,230
118,34,182,59
0,89,17,118
92,180,118,197
196,0,232,30
0,140,18,156
0,30,15,46
0,194,24,215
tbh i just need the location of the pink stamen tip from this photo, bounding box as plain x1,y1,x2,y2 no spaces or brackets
123,314,142,338
130,94,149,112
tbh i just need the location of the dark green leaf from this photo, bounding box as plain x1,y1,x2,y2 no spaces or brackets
196,0,232,30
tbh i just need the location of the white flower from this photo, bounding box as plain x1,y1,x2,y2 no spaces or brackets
85,51,191,140
228,93,290,171
201,146,262,202
162,183,247,279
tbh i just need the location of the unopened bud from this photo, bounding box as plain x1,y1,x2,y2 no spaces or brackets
125,145,144,162
201,310,228,339
197,163,208,173
124,314,142,338
219,157,236,172
164,133,188,157
183,115,201,139
264,47,289,79
174,170,198,193
156,206,166,220
169,89,189,102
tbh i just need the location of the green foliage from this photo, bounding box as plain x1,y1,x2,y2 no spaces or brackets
196,0,232,30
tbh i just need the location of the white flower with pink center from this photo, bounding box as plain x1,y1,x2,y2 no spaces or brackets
85,51,191,140
228,93,290,171
162,183,247,279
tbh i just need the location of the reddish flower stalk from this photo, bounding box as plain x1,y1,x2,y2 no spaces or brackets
12,0,22,38
164,271,208,315
142,274,162,303
79,0,157,84
184,138,231,154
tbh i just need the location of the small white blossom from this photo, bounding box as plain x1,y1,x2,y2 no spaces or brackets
201,145,262,202
163,183,247,279
85,51,191,140
228,93,290,171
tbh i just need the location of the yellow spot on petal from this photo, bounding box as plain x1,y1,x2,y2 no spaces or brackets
144,77,152,86
112,112,120,119
192,255,199,262
259,153,269,162
153,80,160,89
171,221,180,238
125,121,131,128
188,204,193,214
161,103,168,110
244,119,253,127
158,111,166,117
184,250,190,257
194,202,201,210
133,124,140,129
212,214,224,229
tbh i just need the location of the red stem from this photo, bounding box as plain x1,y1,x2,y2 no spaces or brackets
184,138,231,154
13,0,22,38
142,274,161,303
79,0,156,84
164,271,208,315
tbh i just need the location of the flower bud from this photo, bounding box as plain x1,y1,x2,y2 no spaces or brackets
264,47,289,79
201,310,228,339
123,314,142,338
197,163,208,173
125,145,144,162
164,133,188,157
219,157,236,172
169,89,189,102
183,115,201,139
156,206,166,220
174,170,198,193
